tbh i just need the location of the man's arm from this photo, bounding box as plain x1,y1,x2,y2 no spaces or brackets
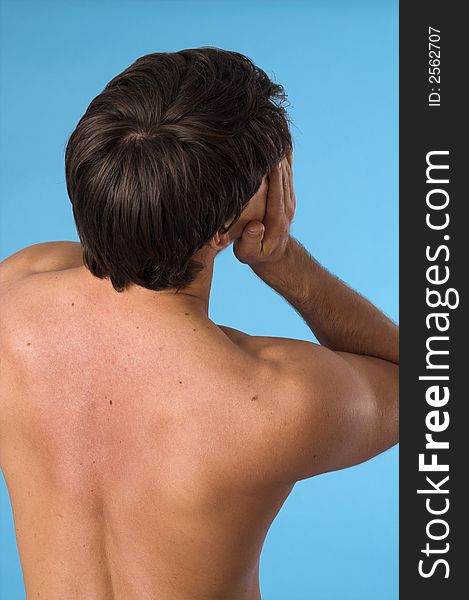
233,153,398,481
254,237,398,364
0,241,84,283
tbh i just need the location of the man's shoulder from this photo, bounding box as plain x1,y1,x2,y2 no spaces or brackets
217,325,324,370
214,326,352,483
216,324,330,400
0,242,84,344
0,241,84,285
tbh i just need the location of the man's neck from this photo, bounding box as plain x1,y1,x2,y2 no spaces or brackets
103,246,217,317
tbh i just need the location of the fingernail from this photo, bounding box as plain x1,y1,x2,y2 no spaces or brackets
247,227,262,237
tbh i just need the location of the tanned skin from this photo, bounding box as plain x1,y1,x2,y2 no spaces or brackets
0,153,398,600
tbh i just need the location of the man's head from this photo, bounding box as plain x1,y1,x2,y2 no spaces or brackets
65,47,292,292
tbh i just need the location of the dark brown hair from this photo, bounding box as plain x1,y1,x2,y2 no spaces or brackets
65,47,292,292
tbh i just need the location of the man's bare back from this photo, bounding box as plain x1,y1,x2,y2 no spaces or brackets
1,158,398,599
0,264,297,600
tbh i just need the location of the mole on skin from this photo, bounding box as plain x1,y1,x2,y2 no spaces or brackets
251,395,258,401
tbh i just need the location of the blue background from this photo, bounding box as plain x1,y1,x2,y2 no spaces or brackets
0,1,398,598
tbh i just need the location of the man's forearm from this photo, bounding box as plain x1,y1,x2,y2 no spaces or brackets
253,237,399,364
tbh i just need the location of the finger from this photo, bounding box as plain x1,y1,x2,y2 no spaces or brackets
233,220,265,263
282,160,289,214
264,163,283,229
284,159,296,220
263,162,284,238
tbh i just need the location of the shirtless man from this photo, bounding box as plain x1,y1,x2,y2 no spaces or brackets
0,48,398,600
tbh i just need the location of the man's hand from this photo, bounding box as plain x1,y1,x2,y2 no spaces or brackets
233,152,296,270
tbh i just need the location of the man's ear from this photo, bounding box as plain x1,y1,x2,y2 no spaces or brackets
208,175,268,251
209,228,232,252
